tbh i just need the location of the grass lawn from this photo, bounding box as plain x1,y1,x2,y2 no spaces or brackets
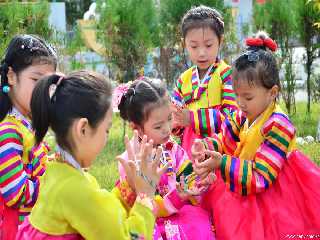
89,102,320,190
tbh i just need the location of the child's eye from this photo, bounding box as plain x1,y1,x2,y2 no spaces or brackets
206,45,212,48
154,126,161,130
190,46,197,49
246,98,253,101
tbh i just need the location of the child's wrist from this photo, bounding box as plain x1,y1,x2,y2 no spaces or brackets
135,192,155,211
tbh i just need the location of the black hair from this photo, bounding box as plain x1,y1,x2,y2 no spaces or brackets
31,70,112,153
0,34,57,121
232,31,280,90
118,77,168,126
181,5,224,41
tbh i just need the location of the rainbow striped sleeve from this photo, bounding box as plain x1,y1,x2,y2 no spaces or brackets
190,107,224,137
190,68,238,137
221,110,246,155
220,113,295,196
201,134,223,153
172,76,184,105
220,67,237,116
0,124,40,208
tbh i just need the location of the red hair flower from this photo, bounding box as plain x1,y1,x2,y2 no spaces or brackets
245,37,277,52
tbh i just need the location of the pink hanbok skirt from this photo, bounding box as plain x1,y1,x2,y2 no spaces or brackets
201,150,320,240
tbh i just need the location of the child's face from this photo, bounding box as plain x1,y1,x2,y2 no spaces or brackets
139,103,172,146
234,80,278,124
184,27,221,71
81,107,113,168
8,63,55,116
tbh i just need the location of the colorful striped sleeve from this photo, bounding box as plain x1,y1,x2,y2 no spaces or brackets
171,76,184,105
190,107,224,137
220,67,237,116
0,124,41,208
220,113,296,196
201,133,223,153
190,68,238,137
220,110,246,155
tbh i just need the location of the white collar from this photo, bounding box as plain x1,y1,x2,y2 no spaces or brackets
56,145,83,172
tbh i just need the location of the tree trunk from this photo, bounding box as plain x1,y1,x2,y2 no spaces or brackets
306,48,313,114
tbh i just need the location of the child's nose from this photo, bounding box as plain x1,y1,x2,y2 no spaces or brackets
199,47,206,57
237,99,245,109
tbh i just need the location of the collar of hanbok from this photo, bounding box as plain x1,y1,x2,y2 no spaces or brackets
159,138,175,176
8,107,33,132
184,59,220,104
55,145,84,173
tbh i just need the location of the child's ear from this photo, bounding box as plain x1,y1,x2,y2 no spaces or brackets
75,118,89,138
270,85,279,99
7,67,17,86
219,35,224,47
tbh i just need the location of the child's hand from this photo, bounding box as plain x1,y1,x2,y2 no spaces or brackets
196,172,217,191
191,139,206,163
117,131,140,191
118,134,167,198
172,106,191,127
194,150,222,181
176,175,202,199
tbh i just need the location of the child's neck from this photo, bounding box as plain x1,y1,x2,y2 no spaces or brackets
198,68,208,80
56,145,83,172
198,63,215,80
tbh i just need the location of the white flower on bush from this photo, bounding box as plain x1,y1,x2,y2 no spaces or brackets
297,135,315,145
304,135,314,143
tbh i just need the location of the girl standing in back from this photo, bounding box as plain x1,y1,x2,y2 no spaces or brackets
172,5,237,158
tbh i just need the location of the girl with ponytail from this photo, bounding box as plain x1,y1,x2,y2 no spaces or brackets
0,34,57,240
191,31,320,239
16,71,165,240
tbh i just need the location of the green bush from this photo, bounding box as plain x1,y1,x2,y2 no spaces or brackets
0,0,51,57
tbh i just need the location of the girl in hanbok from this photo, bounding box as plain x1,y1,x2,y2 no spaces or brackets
117,78,215,240
0,34,57,240
192,31,320,239
172,5,237,158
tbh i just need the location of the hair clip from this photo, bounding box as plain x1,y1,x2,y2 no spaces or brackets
49,76,64,100
216,17,224,28
246,51,259,62
126,87,135,97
